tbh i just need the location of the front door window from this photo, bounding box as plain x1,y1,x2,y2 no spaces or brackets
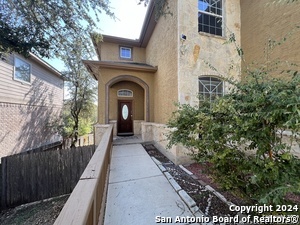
122,104,129,120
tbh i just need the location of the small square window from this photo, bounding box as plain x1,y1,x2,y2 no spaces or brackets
14,57,31,83
120,46,132,60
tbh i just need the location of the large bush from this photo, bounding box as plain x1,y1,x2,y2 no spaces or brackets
167,72,300,205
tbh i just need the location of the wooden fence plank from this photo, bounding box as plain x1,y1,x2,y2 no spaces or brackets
1,145,95,209
1,157,7,208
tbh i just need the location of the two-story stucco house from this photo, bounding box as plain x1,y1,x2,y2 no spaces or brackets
84,0,299,164
0,53,64,158
83,0,241,164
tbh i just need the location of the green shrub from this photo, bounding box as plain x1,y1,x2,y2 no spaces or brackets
167,72,300,206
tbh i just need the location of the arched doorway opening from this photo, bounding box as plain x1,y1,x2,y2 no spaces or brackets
105,75,149,135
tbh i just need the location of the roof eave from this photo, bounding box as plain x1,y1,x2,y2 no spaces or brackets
139,0,156,48
102,35,141,47
99,0,156,48
84,63,98,80
83,60,157,80
29,53,62,79
98,61,158,72
91,37,101,60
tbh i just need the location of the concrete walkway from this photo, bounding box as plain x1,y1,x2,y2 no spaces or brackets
103,138,195,225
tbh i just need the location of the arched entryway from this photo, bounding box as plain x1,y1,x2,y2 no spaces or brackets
105,75,150,135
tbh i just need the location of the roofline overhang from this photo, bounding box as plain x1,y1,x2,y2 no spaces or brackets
29,53,62,78
83,60,157,80
91,37,101,60
94,0,156,49
138,0,156,47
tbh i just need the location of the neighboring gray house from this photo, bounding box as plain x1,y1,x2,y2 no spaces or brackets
0,53,64,158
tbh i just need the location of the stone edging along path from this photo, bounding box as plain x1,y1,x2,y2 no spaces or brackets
151,156,242,225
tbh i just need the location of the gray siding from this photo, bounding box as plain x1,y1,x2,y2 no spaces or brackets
0,54,63,107
0,53,64,158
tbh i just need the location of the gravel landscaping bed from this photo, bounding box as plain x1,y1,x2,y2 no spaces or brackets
142,143,249,219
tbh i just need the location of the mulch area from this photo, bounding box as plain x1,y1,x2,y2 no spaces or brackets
142,143,248,218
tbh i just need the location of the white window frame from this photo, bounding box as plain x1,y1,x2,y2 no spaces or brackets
198,76,224,102
119,46,132,60
14,56,31,84
198,0,223,36
117,89,133,97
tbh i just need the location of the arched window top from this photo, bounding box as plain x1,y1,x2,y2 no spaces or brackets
117,89,133,97
198,76,223,101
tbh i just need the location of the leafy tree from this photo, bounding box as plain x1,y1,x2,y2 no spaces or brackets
138,0,172,20
61,36,97,147
62,102,97,139
0,0,114,58
0,1,114,147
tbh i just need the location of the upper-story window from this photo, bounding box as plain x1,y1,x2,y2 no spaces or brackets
199,76,223,101
120,46,132,60
118,89,133,97
198,0,223,36
14,56,31,83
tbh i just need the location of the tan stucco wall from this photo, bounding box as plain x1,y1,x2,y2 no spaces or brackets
96,0,242,124
241,0,300,79
178,0,242,106
97,69,154,124
141,122,195,165
100,42,146,63
109,81,144,120
145,0,179,124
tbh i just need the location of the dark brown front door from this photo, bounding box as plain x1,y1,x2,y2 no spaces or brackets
117,100,133,135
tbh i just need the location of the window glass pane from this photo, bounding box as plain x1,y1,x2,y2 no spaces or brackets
120,47,132,59
217,83,223,93
198,0,209,11
118,89,133,97
198,0,223,36
216,28,222,36
199,76,223,101
198,0,222,14
122,104,129,120
210,77,220,82
14,57,31,83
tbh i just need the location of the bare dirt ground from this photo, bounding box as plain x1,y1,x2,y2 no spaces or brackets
0,195,69,225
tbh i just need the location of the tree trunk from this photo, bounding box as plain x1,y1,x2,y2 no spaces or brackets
70,118,79,148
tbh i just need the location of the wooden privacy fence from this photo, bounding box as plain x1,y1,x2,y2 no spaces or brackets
63,134,94,149
1,145,95,209
54,125,113,225
24,141,63,154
